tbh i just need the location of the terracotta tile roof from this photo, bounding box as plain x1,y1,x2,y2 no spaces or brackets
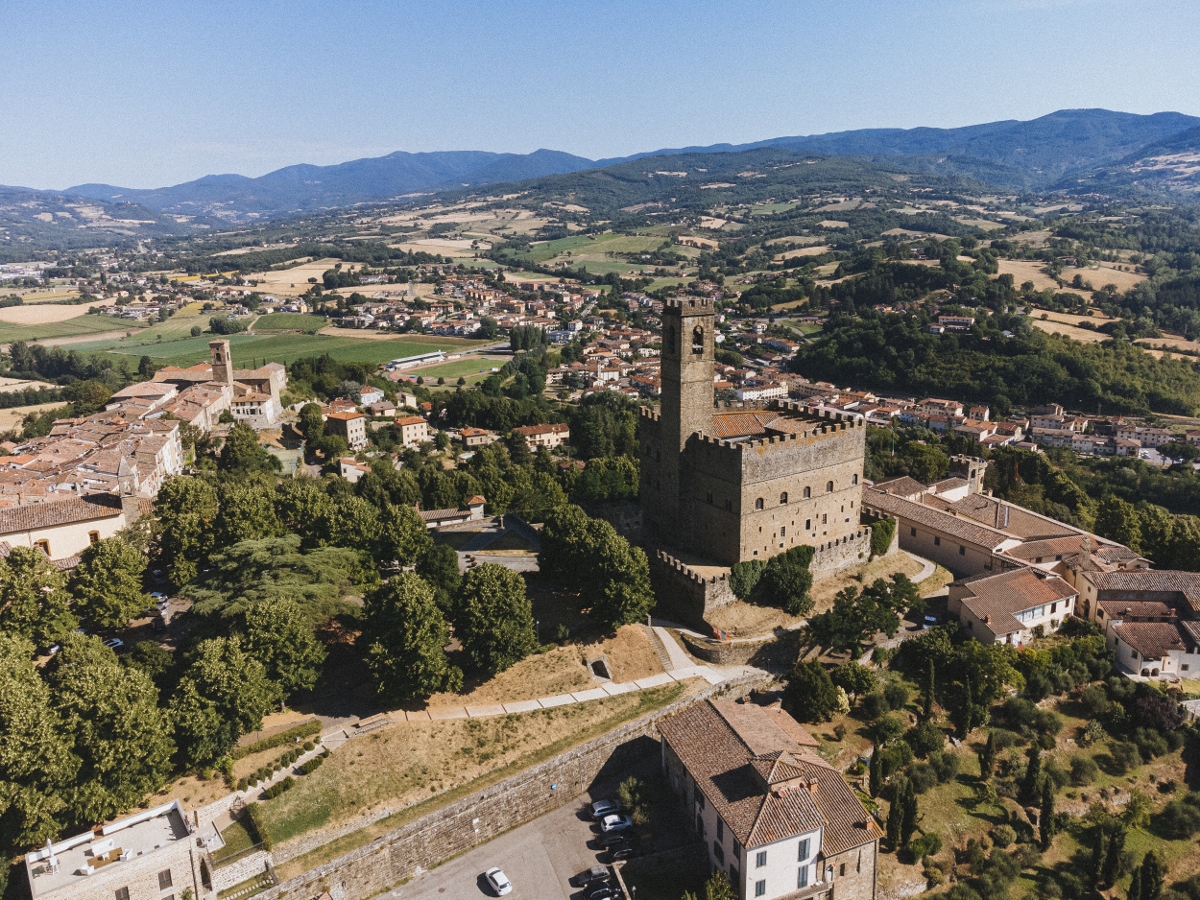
657,700,881,854
863,487,1013,550
326,411,365,421
395,416,427,427
947,494,1078,540
1088,570,1200,611
1098,600,1177,619
0,494,123,536
1005,535,1093,561
872,476,928,499
512,424,569,436
955,569,1077,635
1112,620,1196,661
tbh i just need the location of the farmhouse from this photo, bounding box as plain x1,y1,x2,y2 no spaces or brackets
325,411,368,450
512,422,570,450
949,568,1078,645
659,699,880,900
395,415,431,449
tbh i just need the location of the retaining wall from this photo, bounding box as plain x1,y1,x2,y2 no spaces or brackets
809,529,874,578
254,675,767,900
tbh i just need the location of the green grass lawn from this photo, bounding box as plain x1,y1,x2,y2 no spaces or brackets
409,358,506,379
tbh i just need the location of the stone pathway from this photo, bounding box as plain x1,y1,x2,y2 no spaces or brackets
653,625,695,671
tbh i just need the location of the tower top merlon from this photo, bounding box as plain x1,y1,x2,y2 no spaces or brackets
663,296,714,313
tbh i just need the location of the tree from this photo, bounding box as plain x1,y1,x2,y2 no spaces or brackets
783,661,838,723
0,634,78,850
361,574,462,702
1021,746,1042,805
831,662,877,702
885,776,906,850
240,596,326,698
153,475,219,587
45,635,173,824
1139,852,1165,900
869,746,883,798
170,636,281,770
922,659,935,720
297,402,325,446
67,537,150,629
617,776,649,825
455,564,537,676
899,777,919,848
1039,778,1056,850
214,478,283,550
1129,863,1143,900
757,545,814,615
373,502,432,566
1095,495,1143,552
682,871,738,900
0,546,76,647
417,543,462,614
978,730,997,781
219,422,281,475
729,559,765,600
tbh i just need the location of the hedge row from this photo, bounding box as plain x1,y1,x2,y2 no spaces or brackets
263,777,295,800
231,720,322,759
297,750,329,776
237,746,306,792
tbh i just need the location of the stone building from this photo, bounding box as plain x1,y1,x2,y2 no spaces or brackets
659,699,880,900
639,297,867,567
152,340,285,429
25,801,213,900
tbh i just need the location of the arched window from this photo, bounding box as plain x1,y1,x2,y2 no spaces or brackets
780,492,788,504
692,325,704,355
755,498,764,510
803,486,811,500
826,481,834,493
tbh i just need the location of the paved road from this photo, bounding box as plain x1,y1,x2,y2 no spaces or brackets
389,796,612,900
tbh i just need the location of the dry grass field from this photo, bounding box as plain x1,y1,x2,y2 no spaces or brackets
1136,336,1200,356
1074,260,1147,292
391,237,491,255
1028,308,1117,343
996,258,1061,291
0,301,106,325
0,376,56,393
774,245,831,261
0,401,65,432
243,258,347,296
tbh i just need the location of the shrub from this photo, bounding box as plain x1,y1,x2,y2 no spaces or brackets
1134,727,1170,761
263,776,295,800
881,742,914,777
909,762,938,794
873,713,907,746
302,740,315,752
870,518,896,558
909,832,942,859
992,824,1017,848
883,681,910,712
1159,794,1200,838
930,750,960,784
297,751,328,776
1079,685,1110,717
906,721,945,758
729,559,766,600
1078,720,1106,747
863,692,889,720
1108,740,1141,774
1069,755,1099,786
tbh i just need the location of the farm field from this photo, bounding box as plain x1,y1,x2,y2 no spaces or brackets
1029,308,1117,343
996,258,1062,292
0,314,141,345
251,312,327,333
1075,260,1148,292
79,332,484,369
240,258,347,296
0,401,66,432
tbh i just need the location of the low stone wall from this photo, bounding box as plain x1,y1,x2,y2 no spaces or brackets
213,849,272,892
681,632,771,666
809,528,874,578
649,550,736,628
254,674,766,900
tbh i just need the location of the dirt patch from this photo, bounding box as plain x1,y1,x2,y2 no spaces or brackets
588,625,663,683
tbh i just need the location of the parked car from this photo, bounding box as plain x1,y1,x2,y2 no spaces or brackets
598,831,630,848
577,866,611,886
608,844,642,862
590,798,622,819
586,884,622,900
599,813,633,833
150,591,167,600
102,638,124,650
484,867,512,896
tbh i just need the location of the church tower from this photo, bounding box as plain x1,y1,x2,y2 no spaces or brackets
210,339,234,387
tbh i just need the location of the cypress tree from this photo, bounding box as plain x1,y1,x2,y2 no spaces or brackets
978,730,996,781
1092,830,1110,891
1039,779,1056,850
956,675,974,736
899,778,919,849
885,777,905,850
1101,824,1126,889
869,746,882,798
1140,851,1165,900
1022,746,1042,805
1128,866,1143,900
922,659,935,720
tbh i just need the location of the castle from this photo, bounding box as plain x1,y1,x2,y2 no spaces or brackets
639,297,868,580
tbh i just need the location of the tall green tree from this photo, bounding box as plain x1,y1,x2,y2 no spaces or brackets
361,574,462,702
978,730,997,781
68,537,150,629
783,661,838,723
0,634,78,850
1039,778,1056,850
417,543,462,614
1095,495,1144,553
219,422,281,475
455,564,537,676
297,402,325,445
922,659,935,720
154,474,219,586
1022,746,1043,805
373,503,432,566
899,778,919,849
0,546,77,647
868,745,883,798
170,636,281,770
214,478,283,549
885,776,906,850
1139,851,1165,900
757,545,815,615
240,595,326,698
46,635,173,825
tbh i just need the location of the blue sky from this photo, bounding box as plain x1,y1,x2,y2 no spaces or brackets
2,0,1197,189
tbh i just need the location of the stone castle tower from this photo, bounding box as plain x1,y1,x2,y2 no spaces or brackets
639,298,867,568
209,339,234,387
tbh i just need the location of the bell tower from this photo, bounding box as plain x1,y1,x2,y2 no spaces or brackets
210,339,234,387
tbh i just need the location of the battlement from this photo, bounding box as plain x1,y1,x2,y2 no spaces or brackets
655,549,730,586
639,407,662,422
663,296,714,312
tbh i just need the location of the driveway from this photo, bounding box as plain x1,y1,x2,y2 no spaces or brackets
389,796,616,900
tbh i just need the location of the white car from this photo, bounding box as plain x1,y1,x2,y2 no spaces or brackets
102,638,124,650
599,813,633,833
485,867,512,896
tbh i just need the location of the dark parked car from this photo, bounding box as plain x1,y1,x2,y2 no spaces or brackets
598,831,631,848
608,844,642,862
577,866,611,886
585,884,621,900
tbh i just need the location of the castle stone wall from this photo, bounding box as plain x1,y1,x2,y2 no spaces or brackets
648,550,737,628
